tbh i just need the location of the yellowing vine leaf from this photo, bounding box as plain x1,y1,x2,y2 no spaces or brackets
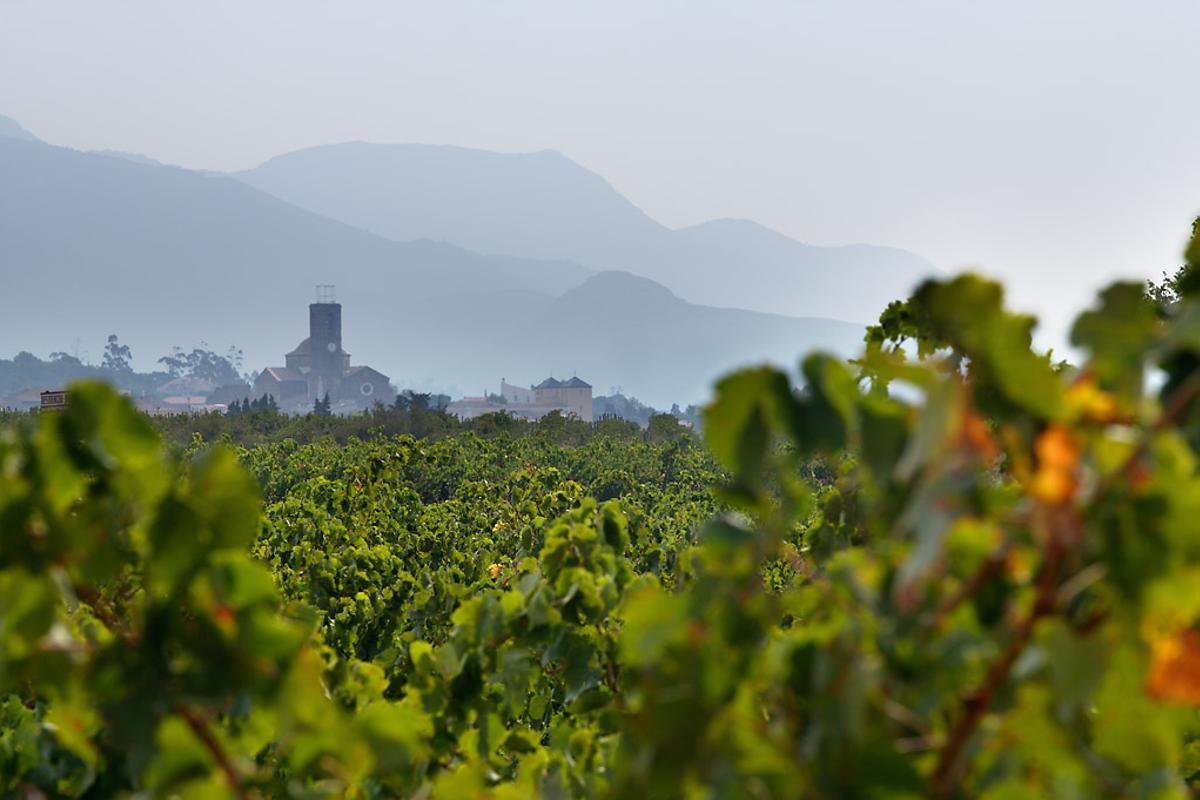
1147,628,1200,705
1030,424,1080,505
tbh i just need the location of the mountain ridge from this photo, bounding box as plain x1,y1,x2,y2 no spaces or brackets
392,269,865,404
0,133,865,405
0,114,39,142
236,141,666,263
236,141,936,322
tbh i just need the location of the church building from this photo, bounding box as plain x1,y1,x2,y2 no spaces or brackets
254,287,393,412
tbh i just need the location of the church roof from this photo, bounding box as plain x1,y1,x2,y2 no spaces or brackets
345,365,390,381
535,377,562,389
561,376,591,389
260,367,305,383
288,337,349,358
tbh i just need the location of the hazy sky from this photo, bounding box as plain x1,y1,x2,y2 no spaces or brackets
3,0,1199,342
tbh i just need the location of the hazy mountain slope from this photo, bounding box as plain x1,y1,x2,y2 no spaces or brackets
236,142,935,322
0,135,864,404
395,272,865,406
0,114,39,142
0,137,590,376
526,272,866,404
90,149,167,167
667,218,935,319
236,142,667,265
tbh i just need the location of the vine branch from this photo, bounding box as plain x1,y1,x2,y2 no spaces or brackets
930,538,1063,797
175,704,249,800
927,366,1200,795
1096,366,1200,497
930,543,1010,628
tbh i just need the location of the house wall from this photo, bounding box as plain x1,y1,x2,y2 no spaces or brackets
253,374,307,405
252,373,273,399
336,370,394,409
501,381,534,404
562,387,593,422
533,386,592,421
285,351,310,371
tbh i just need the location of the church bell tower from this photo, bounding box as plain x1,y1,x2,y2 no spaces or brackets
309,285,342,400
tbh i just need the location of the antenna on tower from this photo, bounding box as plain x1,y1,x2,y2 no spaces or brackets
315,284,336,304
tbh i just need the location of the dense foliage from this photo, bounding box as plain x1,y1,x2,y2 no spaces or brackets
8,226,1200,797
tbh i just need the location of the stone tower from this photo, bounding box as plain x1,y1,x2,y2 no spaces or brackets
309,285,343,400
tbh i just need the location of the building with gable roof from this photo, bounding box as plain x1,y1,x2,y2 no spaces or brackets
253,287,394,413
533,375,593,422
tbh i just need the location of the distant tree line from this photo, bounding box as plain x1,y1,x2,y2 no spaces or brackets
0,335,248,399
312,392,332,416
594,393,699,429
132,396,694,452
393,390,450,412
227,394,280,417
157,343,245,385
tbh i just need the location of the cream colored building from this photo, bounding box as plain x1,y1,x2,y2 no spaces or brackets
533,377,593,422
500,380,535,404
449,376,593,422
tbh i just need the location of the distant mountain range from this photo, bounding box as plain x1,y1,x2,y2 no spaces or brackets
395,271,863,403
0,121,876,405
236,142,935,322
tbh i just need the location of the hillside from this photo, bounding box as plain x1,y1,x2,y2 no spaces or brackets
0,136,863,404
0,137,589,381
392,271,865,405
90,149,167,167
668,218,936,320
0,113,39,142
236,142,666,265
237,142,936,322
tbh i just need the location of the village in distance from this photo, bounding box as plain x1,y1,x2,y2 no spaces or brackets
1,285,698,429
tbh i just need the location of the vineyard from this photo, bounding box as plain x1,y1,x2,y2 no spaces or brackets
7,230,1200,798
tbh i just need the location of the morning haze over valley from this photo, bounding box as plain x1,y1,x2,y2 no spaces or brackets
0,110,932,411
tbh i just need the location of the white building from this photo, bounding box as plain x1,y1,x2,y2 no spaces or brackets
447,376,593,422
